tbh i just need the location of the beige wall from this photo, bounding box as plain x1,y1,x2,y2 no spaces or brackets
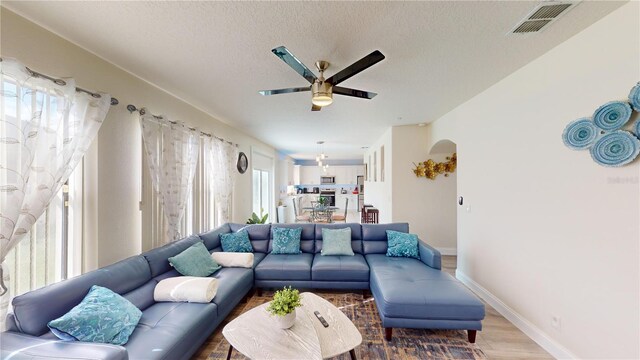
427,2,639,358
1,9,277,268
391,125,457,253
365,126,458,252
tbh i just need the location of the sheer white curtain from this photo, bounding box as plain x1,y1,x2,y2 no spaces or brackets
140,112,199,246
205,137,238,225
0,58,110,328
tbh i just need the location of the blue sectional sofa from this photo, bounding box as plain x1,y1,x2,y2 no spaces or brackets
1,222,485,359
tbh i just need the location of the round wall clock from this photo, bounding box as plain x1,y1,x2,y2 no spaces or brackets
237,152,248,174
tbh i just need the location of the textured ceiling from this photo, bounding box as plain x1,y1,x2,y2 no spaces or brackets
3,1,625,159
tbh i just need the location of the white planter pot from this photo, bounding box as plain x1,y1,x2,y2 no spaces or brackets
274,309,296,329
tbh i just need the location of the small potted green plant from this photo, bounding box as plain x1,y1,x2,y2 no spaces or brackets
246,208,269,224
266,286,302,329
318,196,328,207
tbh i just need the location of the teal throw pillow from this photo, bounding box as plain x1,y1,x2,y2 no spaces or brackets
168,242,221,277
220,230,253,253
386,230,419,259
48,285,142,345
271,227,302,254
321,228,354,256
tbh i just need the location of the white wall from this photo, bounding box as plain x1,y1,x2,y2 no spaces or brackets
364,128,393,223
1,9,277,268
391,126,457,253
427,3,639,358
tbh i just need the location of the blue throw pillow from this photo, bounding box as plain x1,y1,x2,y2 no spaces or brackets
168,242,221,277
271,227,302,254
386,230,419,259
220,230,253,252
321,228,354,256
48,285,142,345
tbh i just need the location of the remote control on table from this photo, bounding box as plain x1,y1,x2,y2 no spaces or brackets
314,311,329,328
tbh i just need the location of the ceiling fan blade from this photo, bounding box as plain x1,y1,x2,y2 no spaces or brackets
259,87,310,96
311,104,322,111
333,86,377,99
272,46,318,84
326,50,385,86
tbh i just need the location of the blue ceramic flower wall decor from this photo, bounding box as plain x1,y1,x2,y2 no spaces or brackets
590,131,640,167
562,82,640,167
629,82,640,111
562,118,599,150
592,101,632,131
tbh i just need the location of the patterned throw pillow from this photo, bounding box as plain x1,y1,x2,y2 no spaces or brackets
321,228,354,256
271,227,303,254
48,285,142,345
220,230,253,253
168,242,221,277
386,230,419,259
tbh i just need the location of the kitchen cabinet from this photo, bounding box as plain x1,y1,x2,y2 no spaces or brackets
293,165,300,186
331,167,343,184
335,194,358,211
346,167,357,184
297,165,364,186
286,161,293,186
323,166,360,184
300,166,320,185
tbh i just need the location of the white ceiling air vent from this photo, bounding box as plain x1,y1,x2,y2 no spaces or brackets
510,2,576,34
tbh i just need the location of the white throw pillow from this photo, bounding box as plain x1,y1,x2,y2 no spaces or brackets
211,252,254,268
154,277,218,303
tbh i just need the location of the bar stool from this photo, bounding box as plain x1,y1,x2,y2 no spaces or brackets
361,204,373,223
367,208,379,224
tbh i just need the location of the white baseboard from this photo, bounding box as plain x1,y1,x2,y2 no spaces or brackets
456,270,576,360
436,247,457,256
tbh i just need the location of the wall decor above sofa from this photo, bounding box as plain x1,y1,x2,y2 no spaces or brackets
562,82,640,167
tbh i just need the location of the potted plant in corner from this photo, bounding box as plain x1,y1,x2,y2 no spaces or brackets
266,286,302,329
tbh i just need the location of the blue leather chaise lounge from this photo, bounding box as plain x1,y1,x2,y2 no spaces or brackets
1,222,485,359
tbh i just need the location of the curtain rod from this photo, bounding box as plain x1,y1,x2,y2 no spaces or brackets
126,104,239,147
0,58,119,106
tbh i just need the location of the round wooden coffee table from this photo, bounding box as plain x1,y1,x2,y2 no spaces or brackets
223,292,362,359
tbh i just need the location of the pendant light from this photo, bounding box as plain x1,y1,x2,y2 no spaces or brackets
316,141,325,167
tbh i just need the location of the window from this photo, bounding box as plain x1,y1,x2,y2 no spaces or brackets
4,167,81,297
141,137,216,250
2,78,83,297
253,169,271,221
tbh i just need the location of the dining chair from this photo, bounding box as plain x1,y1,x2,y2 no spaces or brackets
292,198,310,222
332,198,348,223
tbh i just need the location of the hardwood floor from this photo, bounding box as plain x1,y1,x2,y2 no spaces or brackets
441,256,554,360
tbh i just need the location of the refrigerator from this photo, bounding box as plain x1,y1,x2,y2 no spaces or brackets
357,176,365,212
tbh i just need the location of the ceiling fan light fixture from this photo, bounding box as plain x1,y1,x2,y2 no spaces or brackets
312,81,333,107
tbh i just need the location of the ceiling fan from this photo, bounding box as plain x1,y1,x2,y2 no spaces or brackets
259,46,385,111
